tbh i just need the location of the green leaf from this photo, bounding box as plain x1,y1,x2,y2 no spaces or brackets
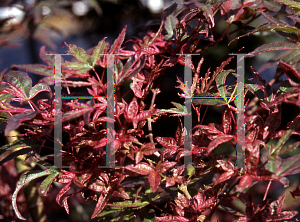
96,207,122,218
91,38,109,66
65,43,91,64
40,168,60,196
0,138,40,155
277,81,296,97
4,71,32,98
108,199,150,209
245,83,267,106
271,129,293,155
193,93,228,106
215,70,234,102
276,0,300,9
12,64,54,76
12,169,56,220
0,147,36,166
29,83,52,99
246,41,300,58
63,61,92,73
164,14,178,40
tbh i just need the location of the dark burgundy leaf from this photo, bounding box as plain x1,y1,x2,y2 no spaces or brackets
290,185,300,198
125,97,138,120
125,163,153,175
56,182,72,206
156,137,178,149
207,135,234,154
236,175,252,192
5,111,37,136
279,61,300,86
157,161,177,173
222,108,233,134
213,171,234,186
91,194,108,219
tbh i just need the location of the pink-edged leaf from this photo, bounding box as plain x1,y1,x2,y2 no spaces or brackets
236,175,253,192
125,163,153,175
12,170,53,220
56,182,72,205
29,83,52,99
157,161,177,173
140,143,157,155
109,25,127,54
135,151,143,164
199,196,216,209
112,188,130,200
274,211,298,221
62,107,94,123
39,46,54,66
135,109,156,121
193,190,205,211
148,170,161,192
91,38,109,66
5,111,37,136
125,97,138,120
12,64,54,76
246,42,300,58
213,171,234,186
156,137,178,149
177,192,189,208
278,153,300,177
222,108,233,134
166,177,176,187
62,196,70,215
175,118,185,147
207,135,234,154
91,194,108,219
270,193,285,216
279,61,300,86
4,71,32,98
64,42,91,64
39,168,60,196
217,160,235,171
156,215,189,222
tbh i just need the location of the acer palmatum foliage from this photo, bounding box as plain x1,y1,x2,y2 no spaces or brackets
0,0,300,221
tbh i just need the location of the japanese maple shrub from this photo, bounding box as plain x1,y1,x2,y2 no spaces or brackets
0,0,300,221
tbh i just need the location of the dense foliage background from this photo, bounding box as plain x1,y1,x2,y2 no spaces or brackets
0,0,300,221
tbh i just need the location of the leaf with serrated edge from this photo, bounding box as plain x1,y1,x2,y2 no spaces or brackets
109,25,127,54
4,71,32,99
64,43,91,64
12,169,55,220
125,163,153,175
29,83,52,99
164,14,178,40
215,70,234,102
40,169,60,196
91,38,109,66
246,42,300,58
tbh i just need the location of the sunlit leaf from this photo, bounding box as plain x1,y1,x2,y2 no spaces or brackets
29,83,52,99
12,169,55,220
165,14,178,40
109,25,127,54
